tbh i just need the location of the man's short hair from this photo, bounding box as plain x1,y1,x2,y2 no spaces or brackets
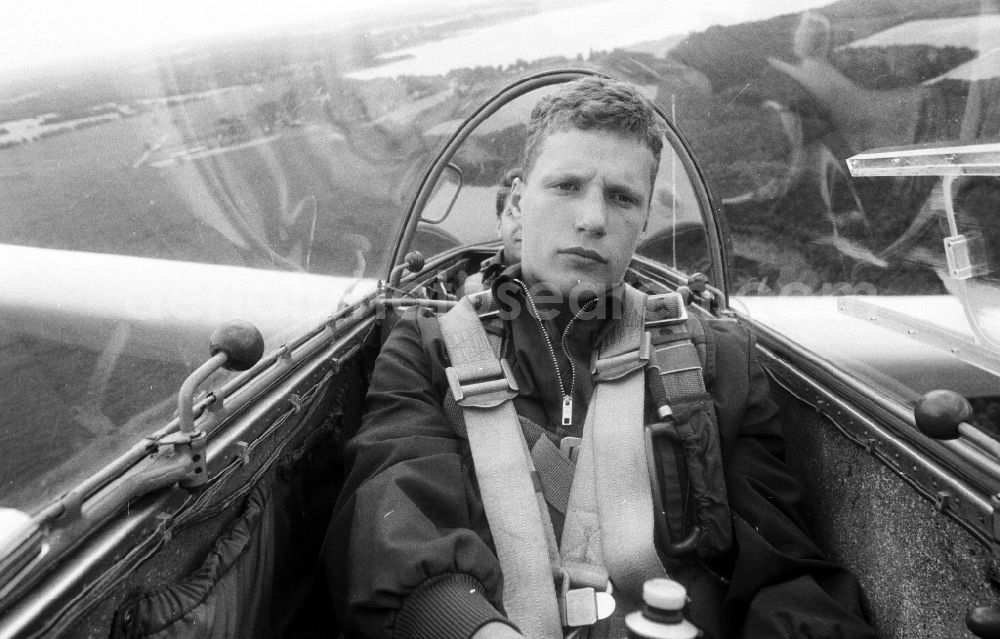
495,167,522,218
519,76,666,186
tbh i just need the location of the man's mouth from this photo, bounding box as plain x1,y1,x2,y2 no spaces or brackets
559,247,608,263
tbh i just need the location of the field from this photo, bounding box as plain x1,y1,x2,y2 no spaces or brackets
0,78,428,510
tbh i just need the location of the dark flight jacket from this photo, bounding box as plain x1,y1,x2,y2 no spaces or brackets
324,268,876,639
459,248,510,297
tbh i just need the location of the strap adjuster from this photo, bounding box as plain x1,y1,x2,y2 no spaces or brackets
591,332,651,382
445,358,519,408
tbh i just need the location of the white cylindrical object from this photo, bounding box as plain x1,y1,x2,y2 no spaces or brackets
625,578,700,639
643,578,686,611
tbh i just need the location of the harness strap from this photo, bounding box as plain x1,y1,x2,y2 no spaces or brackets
561,286,667,604
439,297,563,639
444,376,575,518
439,286,718,636
645,298,732,557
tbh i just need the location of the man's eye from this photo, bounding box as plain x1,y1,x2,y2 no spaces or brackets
554,182,577,192
610,193,637,206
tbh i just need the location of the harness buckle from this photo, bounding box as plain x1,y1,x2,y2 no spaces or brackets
560,436,582,462
558,567,616,628
591,332,651,383
645,292,688,328
445,358,519,408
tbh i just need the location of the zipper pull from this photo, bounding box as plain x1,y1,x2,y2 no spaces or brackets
562,394,573,427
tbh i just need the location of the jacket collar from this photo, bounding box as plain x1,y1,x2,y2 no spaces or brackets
480,248,508,272
491,264,626,355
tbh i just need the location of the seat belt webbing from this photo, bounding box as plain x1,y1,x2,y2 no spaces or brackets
439,298,563,639
561,286,667,602
439,286,694,634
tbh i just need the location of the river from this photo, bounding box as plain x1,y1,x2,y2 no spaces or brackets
350,0,837,79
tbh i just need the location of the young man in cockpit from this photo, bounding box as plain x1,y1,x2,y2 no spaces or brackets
325,76,875,639
461,167,523,295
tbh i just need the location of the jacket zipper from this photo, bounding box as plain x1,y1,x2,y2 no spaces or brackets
514,279,598,428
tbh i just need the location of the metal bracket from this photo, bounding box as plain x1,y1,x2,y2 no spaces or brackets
156,429,208,487
941,175,989,280
933,490,954,512
591,332,651,382
235,441,250,466
990,494,1000,544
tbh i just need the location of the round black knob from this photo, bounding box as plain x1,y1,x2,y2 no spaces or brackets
914,389,973,440
405,250,425,272
967,606,1000,638
209,320,265,371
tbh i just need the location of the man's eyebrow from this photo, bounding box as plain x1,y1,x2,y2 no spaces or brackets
541,168,590,181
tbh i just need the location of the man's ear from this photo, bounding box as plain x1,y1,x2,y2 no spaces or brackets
509,177,524,216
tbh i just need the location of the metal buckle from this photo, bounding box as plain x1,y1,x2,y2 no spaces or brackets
591,332,651,382
445,358,519,408
560,436,582,462
645,292,689,328
558,567,616,628
649,342,702,378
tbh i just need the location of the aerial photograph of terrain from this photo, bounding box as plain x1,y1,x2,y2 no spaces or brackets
1,0,996,518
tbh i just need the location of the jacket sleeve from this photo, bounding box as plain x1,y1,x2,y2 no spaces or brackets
324,309,516,639
710,320,877,639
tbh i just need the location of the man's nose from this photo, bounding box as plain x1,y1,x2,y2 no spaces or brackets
574,191,607,237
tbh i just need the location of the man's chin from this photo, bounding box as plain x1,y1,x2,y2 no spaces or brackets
521,264,619,301
548,277,613,303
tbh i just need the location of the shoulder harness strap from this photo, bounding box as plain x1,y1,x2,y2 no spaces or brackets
439,294,563,639
561,285,668,606
438,287,729,634
644,292,732,557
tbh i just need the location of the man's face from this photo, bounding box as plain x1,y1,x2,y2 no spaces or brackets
511,129,654,298
497,197,522,263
